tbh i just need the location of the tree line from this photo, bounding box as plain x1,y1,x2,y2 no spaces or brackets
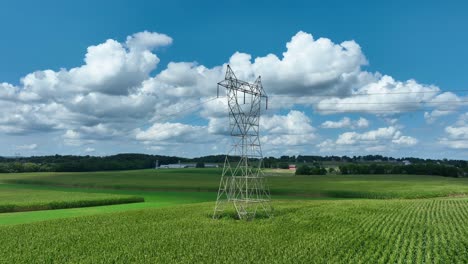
338,163,463,177
294,163,466,178
0,153,466,177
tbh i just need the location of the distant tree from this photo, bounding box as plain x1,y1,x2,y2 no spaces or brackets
22,163,40,172
295,164,326,175
295,165,310,175
310,166,327,175
196,162,205,168
278,162,289,169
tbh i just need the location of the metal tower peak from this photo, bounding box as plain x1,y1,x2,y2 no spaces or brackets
225,65,237,80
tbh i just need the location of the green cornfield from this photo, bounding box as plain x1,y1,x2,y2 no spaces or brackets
3,169,468,199
0,198,466,263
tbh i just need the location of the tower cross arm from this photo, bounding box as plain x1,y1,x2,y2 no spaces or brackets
217,81,266,97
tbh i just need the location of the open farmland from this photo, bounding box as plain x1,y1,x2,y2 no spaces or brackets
0,184,143,213
1,1,466,263
0,169,221,191
0,168,468,263
3,168,468,199
0,199,467,263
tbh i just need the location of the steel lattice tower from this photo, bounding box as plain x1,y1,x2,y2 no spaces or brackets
213,65,272,220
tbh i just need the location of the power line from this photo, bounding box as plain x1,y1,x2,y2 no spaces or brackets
149,93,467,127
313,100,468,105
150,97,466,126
216,95,468,105
315,108,467,113
141,96,466,149
268,89,468,98
149,99,465,129
173,89,468,99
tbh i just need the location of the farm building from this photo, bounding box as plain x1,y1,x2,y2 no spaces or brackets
160,163,196,169
402,160,412,166
159,163,219,169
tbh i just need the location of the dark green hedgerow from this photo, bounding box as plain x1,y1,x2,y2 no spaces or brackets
0,186,145,213
0,196,144,213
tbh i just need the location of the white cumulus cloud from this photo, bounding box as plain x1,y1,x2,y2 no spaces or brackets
0,30,464,157
439,113,468,149
318,126,418,154
260,111,316,148
15,143,38,150
321,117,369,129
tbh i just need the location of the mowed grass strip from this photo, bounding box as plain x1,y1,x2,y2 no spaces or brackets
3,168,468,198
0,199,467,263
0,185,144,213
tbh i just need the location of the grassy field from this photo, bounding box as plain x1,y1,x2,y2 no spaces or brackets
3,168,468,198
1,168,468,263
0,184,143,213
0,198,466,263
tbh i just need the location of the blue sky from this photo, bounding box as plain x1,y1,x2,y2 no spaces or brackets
0,0,467,159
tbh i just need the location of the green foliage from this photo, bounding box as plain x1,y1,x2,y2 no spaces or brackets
0,154,183,173
339,163,462,177
195,162,205,168
295,164,310,175
295,164,327,175
278,162,289,169
0,199,467,263
0,162,53,173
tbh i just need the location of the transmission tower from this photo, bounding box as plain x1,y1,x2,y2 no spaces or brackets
213,65,272,220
